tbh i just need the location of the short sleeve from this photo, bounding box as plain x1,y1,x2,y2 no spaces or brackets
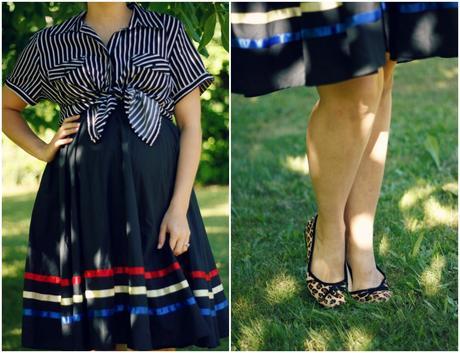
169,20,214,104
5,32,45,106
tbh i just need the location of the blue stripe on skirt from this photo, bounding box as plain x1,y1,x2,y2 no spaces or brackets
232,6,383,49
23,297,229,324
395,2,458,13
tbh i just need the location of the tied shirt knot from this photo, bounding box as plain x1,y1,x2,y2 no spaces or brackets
123,87,164,146
86,91,118,144
86,87,164,146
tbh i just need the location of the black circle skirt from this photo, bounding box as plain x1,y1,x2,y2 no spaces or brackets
21,100,229,350
231,2,458,97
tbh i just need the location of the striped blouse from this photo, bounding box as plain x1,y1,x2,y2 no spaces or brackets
5,2,214,146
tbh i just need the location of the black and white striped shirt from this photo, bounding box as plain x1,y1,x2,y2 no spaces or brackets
5,2,214,146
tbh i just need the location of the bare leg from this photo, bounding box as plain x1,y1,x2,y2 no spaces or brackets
306,70,384,283
345,54,397,290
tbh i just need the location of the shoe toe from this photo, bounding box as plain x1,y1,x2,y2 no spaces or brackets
373,290,392,302
352,289,392,303
316,287,346,308
319,293,346,308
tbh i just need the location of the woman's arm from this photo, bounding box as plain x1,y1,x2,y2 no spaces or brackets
157,86,202,256
2,85,80,162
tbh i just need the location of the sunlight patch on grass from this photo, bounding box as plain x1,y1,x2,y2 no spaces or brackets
420,253,446,296
399,184,457,228
1,261,24,278
442,182,458,196
304,328,333,351
200,201,228,217
6,328,21,336
423,197,458,227
378,233,390,256
440,65,458,79
232,296,254,316
404,216,423,232
215,260,225,271
2,184,39,197
265,273,300,304
238,320,265,351
231,297,257,329
345,326,374,351
283,155,309,175
399,185,435,210
436,80,451,89
2,220,30,237
204,226,228,235
2,327,21,345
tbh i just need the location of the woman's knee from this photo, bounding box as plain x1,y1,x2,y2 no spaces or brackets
316,69,384,119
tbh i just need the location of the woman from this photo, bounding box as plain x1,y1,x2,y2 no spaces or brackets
3,2,228,350
231,2,457,307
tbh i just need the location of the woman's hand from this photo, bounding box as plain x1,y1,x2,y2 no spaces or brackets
155,87,201,257
157,206,191,256
3,86,82,162
39,115,81,162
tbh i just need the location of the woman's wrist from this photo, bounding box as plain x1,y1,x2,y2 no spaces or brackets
37,141,48,160
168,196,190,216
37,141,58,162
28,138,50,162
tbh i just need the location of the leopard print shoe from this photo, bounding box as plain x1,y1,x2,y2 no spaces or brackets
304,214,347,308
347,264,392,303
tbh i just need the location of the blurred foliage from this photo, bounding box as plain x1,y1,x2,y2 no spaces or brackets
2,2,228,186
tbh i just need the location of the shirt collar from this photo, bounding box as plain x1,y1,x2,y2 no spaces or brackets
69,2,164,33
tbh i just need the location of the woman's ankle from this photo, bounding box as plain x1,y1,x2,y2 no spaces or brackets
347,253,384,290
316,213,346,243
310,214,346,282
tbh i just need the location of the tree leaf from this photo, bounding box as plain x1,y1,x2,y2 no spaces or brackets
217,8,229,52
198,46,209,58
198,12,216,51
177,8,201,42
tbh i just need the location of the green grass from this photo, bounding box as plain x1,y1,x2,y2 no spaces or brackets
2,185,229,351
231,58,458,351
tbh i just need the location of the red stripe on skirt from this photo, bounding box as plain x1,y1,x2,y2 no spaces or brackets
24,262,181,286
24,263,219,285
189,269,219,281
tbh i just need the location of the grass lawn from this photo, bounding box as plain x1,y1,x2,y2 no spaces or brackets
2,185,229,351
231,58,458,350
